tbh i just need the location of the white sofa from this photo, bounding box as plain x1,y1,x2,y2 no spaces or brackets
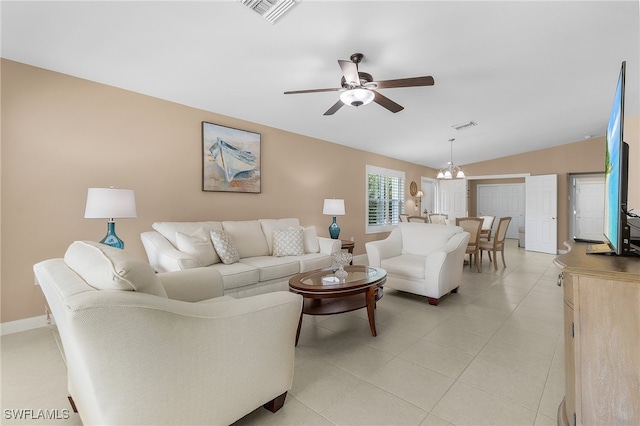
365,222,470,305
34,241,302,425
141,218,342,298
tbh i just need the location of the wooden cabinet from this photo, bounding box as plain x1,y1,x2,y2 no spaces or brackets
556,242,640,426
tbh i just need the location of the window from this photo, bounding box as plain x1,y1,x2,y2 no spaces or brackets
366,165,405,234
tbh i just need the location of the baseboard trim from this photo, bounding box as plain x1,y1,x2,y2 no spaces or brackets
1,315,51,336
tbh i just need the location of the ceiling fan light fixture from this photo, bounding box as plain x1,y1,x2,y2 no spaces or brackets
340,88,374,107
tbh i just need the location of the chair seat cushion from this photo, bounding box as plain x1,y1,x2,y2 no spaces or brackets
380,254,426,280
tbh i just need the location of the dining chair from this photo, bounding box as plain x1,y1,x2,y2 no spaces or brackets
455,217,483,272
479,216,512,270
428,213,448,225
408,215,428,223
479,215,495,241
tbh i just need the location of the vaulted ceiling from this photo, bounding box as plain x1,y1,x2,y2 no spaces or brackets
2,1,639,168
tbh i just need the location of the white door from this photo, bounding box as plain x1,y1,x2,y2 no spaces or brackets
477,184,525,239
525,174,558,254
420,177,438,216
439,179,467,220
572,176,605,241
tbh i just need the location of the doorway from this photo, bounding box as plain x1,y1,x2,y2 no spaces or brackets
477,183,525,239
569,173,605,242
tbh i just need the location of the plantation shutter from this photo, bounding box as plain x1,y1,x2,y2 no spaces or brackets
366,165,405,233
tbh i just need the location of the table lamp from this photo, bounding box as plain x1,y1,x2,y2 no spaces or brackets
322,198,345,239
84,187,137,249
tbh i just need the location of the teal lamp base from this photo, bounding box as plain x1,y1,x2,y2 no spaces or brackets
100,221,124,249
328,216,341,240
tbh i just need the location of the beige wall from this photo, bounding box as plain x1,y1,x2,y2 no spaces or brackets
0,59,433,323
463,119,640,249
2,59,639,323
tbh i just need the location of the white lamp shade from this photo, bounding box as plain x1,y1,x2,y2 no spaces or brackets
323,199,345,216
339,89,374,107
84,188,137,219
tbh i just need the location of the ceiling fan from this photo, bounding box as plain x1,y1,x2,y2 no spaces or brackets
284,53,435,116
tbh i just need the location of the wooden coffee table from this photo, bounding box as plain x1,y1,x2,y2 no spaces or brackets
288,265,386,345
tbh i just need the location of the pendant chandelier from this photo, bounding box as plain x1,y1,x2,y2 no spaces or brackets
437,138,465,179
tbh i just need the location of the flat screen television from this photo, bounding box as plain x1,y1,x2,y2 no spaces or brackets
600,61,632,255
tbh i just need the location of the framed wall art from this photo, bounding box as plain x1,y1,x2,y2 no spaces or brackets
202,122,261,193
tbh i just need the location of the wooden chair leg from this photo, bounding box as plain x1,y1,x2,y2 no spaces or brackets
68,396,78,413
263,391,287,413
493,249,498,270
501,249,507,268
475,251,481,272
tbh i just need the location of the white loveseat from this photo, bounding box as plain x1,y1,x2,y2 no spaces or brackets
365,222,470,305
141,218,342,298
34,241,302,425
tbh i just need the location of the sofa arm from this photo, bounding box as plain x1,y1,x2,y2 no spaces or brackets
318,236,342,254
365,229,403,267
141,231,200,272
158,268,224,302
64,291,303,425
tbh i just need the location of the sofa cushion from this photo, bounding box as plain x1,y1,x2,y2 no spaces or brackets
381,254,426,280
302,226,320,254
239,256,300,282
272,228,305,257
153,221,222,247
208,262,260,290
259,218,301,254
295,253,333,272
222,220,270,258
64,241,168,297
400,223,463,257
210,230,240,264
175,226,219,266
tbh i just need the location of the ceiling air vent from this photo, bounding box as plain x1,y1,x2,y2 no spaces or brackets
240,0,300,24
451,121,477,131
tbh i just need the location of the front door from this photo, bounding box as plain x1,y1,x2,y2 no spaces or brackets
571,174,605,241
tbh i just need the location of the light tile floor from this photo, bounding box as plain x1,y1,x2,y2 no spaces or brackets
1,239,565,425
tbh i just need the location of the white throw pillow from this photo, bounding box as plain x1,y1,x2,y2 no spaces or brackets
272,228,305,257
302,226,320,253
175,226,219,267
64,241,167,297
210,230,240,264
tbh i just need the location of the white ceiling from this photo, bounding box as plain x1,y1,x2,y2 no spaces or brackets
2,1,639,169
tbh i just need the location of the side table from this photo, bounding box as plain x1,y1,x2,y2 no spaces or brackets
340,240,355,264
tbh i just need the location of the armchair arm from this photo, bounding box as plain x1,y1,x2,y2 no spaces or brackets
141,231,200,272
318,236,341,254
365,229,402,267
424,231,470,294
157,268,224,302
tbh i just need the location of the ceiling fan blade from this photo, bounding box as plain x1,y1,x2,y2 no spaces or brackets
338,60,360,87
284,87,341,95
323,100,345,116
374,76,435,89
373,91,404,113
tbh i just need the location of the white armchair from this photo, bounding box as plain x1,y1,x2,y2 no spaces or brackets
366,223,470,305
34,241,302,425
